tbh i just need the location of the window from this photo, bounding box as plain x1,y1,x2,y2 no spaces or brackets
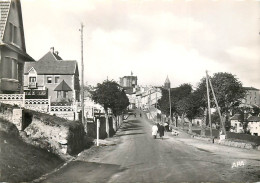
9,23,18,44
55,76,59,84
57,91,61,98
63,91,67,98
2,58,17,79
29,77,36,82
47,77,52,84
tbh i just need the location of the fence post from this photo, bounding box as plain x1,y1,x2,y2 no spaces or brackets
23,92,25,108
48,96,51,112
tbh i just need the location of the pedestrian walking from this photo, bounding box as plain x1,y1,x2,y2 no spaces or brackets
152,124,158,139
158,123,165,139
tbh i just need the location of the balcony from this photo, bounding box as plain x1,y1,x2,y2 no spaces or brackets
28,82,37,89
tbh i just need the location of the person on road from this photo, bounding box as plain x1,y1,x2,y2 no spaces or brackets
158,123,165,139
152,124,158,139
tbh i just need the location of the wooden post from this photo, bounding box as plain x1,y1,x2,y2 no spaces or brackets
206,71,213,139
80,23,86,132
22,92,25,108
169,88,172,125
97,119,100,146
208,76,227,136
48,96,51,112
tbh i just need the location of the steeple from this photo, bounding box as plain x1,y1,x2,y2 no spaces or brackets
164,75,171,89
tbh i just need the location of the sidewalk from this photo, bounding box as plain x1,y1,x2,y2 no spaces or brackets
144,109,260,151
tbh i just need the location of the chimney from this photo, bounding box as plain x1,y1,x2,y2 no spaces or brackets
55,51,59,55
50,47,54,53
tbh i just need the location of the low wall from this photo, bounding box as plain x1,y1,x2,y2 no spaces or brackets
0,103,87,157
22,110,86,156
189,130,260,151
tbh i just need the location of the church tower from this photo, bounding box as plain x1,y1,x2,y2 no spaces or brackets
164,75,171,89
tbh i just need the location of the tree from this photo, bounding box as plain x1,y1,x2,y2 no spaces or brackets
252,106,260,116
210,72,246,131
158,83,192,126
194,72,246,134
91,80,129,137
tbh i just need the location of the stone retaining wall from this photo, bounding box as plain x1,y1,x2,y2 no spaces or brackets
0,103,87,157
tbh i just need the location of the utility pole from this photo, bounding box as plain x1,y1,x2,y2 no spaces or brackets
169,88,172,125
155,88,157,123
206,71,212,139
208,76,227,136
80,23,85,132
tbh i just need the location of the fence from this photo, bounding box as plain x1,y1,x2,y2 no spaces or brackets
0,93,25,107
0,93,78,120
0,94,103,121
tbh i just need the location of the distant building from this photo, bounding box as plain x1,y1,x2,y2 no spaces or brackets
164,76,171,89
24,48,80,103
192,117,203,126
0,0,34,94
230,114,244,133
119,73,137,88
241,87,260,107
247,116,260,136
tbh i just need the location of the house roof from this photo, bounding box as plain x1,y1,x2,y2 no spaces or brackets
243,87,259,91
54,80,72,91
0,43,34,61
0,0,11,40
38,50,62,62
0,0,34,61
247,116,260,122
230,114,242,121
24,50,77,75
125,87,135,95
24,60,77,75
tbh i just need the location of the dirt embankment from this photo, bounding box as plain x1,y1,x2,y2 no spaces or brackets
0,131,64,182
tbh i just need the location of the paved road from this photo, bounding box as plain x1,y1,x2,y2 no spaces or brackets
43,110,260,183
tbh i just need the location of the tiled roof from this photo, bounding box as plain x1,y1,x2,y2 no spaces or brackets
243,87,259,91
54,80,72,91
0,0,11,40
24,60,77,75
247,116,260,122
38,51,63,62
0,43,34,60
230,114,242,121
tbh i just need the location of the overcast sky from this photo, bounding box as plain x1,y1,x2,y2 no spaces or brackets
22,0,260,89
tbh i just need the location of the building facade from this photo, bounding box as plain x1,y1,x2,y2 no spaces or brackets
230,114,244,133
0,0,34,94
242,87,260,107
24,48,80,103
119,75,137,88
247,116,260,136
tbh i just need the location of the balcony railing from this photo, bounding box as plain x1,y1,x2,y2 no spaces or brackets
28,82,37,89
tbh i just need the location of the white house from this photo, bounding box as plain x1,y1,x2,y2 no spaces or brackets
192,117,203,126
230,114,244,133
247,116,260,136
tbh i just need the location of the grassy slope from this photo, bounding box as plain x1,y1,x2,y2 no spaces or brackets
0,131,64,182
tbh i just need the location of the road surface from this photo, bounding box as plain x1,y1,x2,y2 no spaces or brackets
42,110,260,183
